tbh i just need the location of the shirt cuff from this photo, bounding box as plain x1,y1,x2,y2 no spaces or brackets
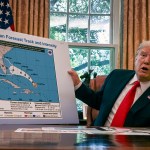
74,82,82,91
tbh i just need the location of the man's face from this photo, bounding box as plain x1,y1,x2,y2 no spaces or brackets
135,47,150,82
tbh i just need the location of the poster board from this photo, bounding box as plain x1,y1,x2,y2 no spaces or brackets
0,29,79,124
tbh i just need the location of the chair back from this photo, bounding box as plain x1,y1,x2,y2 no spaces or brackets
86,75,107,127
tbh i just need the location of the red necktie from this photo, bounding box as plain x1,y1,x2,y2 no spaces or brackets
111,81,140,127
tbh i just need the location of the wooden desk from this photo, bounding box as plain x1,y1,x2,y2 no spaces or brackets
0,124,150,150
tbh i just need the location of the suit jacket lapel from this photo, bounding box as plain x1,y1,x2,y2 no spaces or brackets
107,72,135,107
130,87,150,114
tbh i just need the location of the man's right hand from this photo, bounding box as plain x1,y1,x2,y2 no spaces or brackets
68,69,81,86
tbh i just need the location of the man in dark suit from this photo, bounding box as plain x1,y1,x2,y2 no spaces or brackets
68,41,150,127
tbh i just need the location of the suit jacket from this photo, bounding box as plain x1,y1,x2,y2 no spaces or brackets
75,69,150,127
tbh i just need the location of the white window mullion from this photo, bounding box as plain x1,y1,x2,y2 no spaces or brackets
88,0,91,43
110,0,113,44
88,0,91,72
112,0,120,45
66,0,69,41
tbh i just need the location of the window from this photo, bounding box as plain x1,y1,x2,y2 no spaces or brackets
49,0,120,119
69,44,116,77
50,0,113,43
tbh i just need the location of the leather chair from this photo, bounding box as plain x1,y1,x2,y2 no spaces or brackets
86,75,107,127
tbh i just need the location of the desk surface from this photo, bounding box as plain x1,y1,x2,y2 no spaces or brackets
0,124,150,150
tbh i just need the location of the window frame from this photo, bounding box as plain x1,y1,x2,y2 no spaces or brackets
49,0,121,68
49,0,121,119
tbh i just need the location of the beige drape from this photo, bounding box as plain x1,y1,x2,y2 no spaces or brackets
123,0,150,69
9,0,49,38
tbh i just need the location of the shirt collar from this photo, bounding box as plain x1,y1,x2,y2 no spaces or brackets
129,74,150,92
129,74,138,85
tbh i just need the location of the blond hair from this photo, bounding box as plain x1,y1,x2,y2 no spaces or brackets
136,41,150,56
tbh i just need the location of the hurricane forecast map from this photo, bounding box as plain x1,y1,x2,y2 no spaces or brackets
0,43,59,103
0,29,79,124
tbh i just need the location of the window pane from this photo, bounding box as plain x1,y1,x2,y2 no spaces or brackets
91,0,111,14
90,16,110,44
68,15,88,43
90,48,114,76
69,0,88,13
69,47,115,77
50,0,67,12
69,47,89,76
50,13,67,41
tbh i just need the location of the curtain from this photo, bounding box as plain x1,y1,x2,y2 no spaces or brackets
122,0,150,69
9,0,49,38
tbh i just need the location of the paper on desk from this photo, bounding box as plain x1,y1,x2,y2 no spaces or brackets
41,126,99,134
15,127,150,135
84,127,150,135
15,126,95,134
